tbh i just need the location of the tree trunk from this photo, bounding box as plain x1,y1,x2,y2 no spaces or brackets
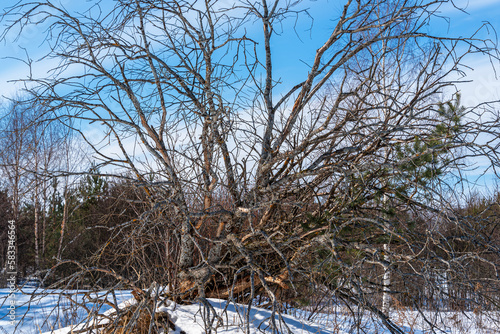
382,243,391,316
57,187,69,260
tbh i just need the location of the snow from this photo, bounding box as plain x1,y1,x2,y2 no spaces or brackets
0,288,132,334
1,288,499,333
156,298,342,334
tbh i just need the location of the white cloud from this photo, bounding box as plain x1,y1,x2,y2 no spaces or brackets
453,55,500,107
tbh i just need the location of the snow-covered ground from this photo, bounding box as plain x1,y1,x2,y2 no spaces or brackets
290,307,500,334
0,288,132,334
1,288,499,333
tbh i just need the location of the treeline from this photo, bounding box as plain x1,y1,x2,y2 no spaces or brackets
0,99,152,285
0,171,149,284
366,192,500,312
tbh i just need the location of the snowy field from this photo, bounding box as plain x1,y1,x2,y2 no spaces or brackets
1,288,499,333
0,288,133,334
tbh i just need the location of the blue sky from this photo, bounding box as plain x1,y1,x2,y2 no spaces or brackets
0,0,499,104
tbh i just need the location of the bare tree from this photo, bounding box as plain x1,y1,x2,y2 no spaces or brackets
0,100,32,223
2,0,500,332
0,98,75,277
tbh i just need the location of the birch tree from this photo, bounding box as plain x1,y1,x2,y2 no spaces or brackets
0,99,71,275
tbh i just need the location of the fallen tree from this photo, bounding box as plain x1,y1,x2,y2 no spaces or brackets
2,0,500,332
